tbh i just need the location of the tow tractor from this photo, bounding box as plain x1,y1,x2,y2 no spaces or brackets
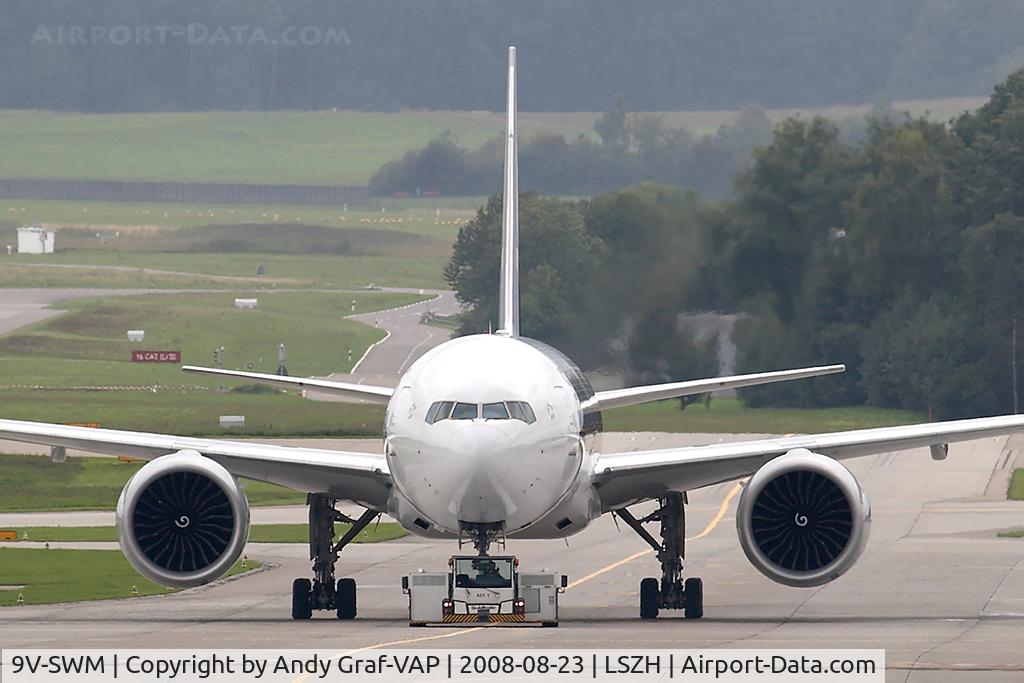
402,555,566,627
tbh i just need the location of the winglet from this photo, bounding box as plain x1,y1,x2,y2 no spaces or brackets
497,46,519,337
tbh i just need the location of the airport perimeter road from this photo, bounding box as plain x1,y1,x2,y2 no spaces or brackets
306,288,460,397
4,433,1024,681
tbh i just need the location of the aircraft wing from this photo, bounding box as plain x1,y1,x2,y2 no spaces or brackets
581,365,845,412
0,418,391,509
593,414,1024,510
181,366,393,404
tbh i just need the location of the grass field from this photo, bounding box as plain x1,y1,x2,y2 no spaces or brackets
1008,469,1024,501
602,397,925,434
0,198,477,239
0,110,587,185
7,523,407,544
0,291,418,435
0,100,983,185
0,454,307,511
0,251,449,289
0,548,257,606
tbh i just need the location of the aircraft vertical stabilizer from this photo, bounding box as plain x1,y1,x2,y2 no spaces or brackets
497,46,519,337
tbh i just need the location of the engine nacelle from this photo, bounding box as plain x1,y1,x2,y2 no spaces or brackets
736,449,870,588
116,450,250,588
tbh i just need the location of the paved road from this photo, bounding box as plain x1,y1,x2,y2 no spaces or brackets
4,432,1024,681
306,288,460,398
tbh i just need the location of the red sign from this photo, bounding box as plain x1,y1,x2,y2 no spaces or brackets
131,351,181,363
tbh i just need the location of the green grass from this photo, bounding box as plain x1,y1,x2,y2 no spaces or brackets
0,251,448,289
0,548,258,606
0,110,588,185
7,523,407,544
0,103,982,185
0,291,419,434
0,290,421,377
602,397,925,434
0,198,476,239
0,454,308,511
1008,469,1024,501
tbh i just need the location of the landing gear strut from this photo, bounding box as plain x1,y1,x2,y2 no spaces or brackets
615,491,703,620
459,521,505,556
291,493,379,620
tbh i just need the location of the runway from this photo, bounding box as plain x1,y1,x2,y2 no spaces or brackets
3,432,1024,681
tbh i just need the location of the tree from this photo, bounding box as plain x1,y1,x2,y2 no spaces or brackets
594,95,629,150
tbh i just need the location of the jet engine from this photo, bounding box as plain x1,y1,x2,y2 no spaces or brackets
115,450,250,588
736,449,870,587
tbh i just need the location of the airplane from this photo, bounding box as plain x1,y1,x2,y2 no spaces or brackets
4,46,1024,621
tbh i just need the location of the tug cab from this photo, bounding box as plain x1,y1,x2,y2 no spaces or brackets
402,555,566,626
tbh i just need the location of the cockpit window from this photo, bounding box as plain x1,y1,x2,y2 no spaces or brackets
508,401,537,424
426,400,536,424
425,401,454,424
450,402,479,420
481,402,509,419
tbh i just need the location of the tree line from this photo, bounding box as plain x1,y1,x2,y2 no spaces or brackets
369,103,773,199
4,1,1024,112
446,68,1024,419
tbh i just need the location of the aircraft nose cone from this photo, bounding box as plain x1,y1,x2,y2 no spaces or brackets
446,424,517,522
447,424,513,477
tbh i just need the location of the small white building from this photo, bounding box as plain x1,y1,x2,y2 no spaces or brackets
17,227,55,254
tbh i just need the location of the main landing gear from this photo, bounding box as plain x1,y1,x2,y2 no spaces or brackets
614,491,703,620
291,494,380,620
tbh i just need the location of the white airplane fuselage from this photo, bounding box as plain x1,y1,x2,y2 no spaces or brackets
384,334,603,539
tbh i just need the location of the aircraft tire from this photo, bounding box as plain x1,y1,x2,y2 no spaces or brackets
291,578,313,620
639,577,659,619
336,578,357,620
684,577,703,619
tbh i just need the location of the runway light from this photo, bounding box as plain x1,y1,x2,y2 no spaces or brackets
241,555,248,569
131,585,139,595
16,593,24,605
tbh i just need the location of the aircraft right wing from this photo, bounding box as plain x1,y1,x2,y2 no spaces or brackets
181,366,393,403
580,365,845,412
593,414,1024,511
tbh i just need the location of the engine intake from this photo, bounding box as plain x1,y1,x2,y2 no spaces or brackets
736,449,870,587
116,450,249,588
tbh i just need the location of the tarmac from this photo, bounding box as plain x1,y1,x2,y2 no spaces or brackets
3,290,1024,680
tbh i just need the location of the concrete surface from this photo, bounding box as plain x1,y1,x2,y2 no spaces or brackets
2,433,1024,682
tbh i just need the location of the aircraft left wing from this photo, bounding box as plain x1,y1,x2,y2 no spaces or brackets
0,419,391,509
593,414,1024,510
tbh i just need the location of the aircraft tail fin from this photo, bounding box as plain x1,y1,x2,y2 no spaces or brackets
497,46,519,337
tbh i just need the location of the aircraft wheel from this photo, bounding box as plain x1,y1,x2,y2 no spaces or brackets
639,577,659,620
291,578,312,620
336,578,357,620
684,577,703,619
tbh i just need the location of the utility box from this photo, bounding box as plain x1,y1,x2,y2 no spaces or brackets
17,227,55,254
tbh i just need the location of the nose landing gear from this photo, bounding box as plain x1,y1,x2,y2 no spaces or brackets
614,491,703,620
291,493,380,620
